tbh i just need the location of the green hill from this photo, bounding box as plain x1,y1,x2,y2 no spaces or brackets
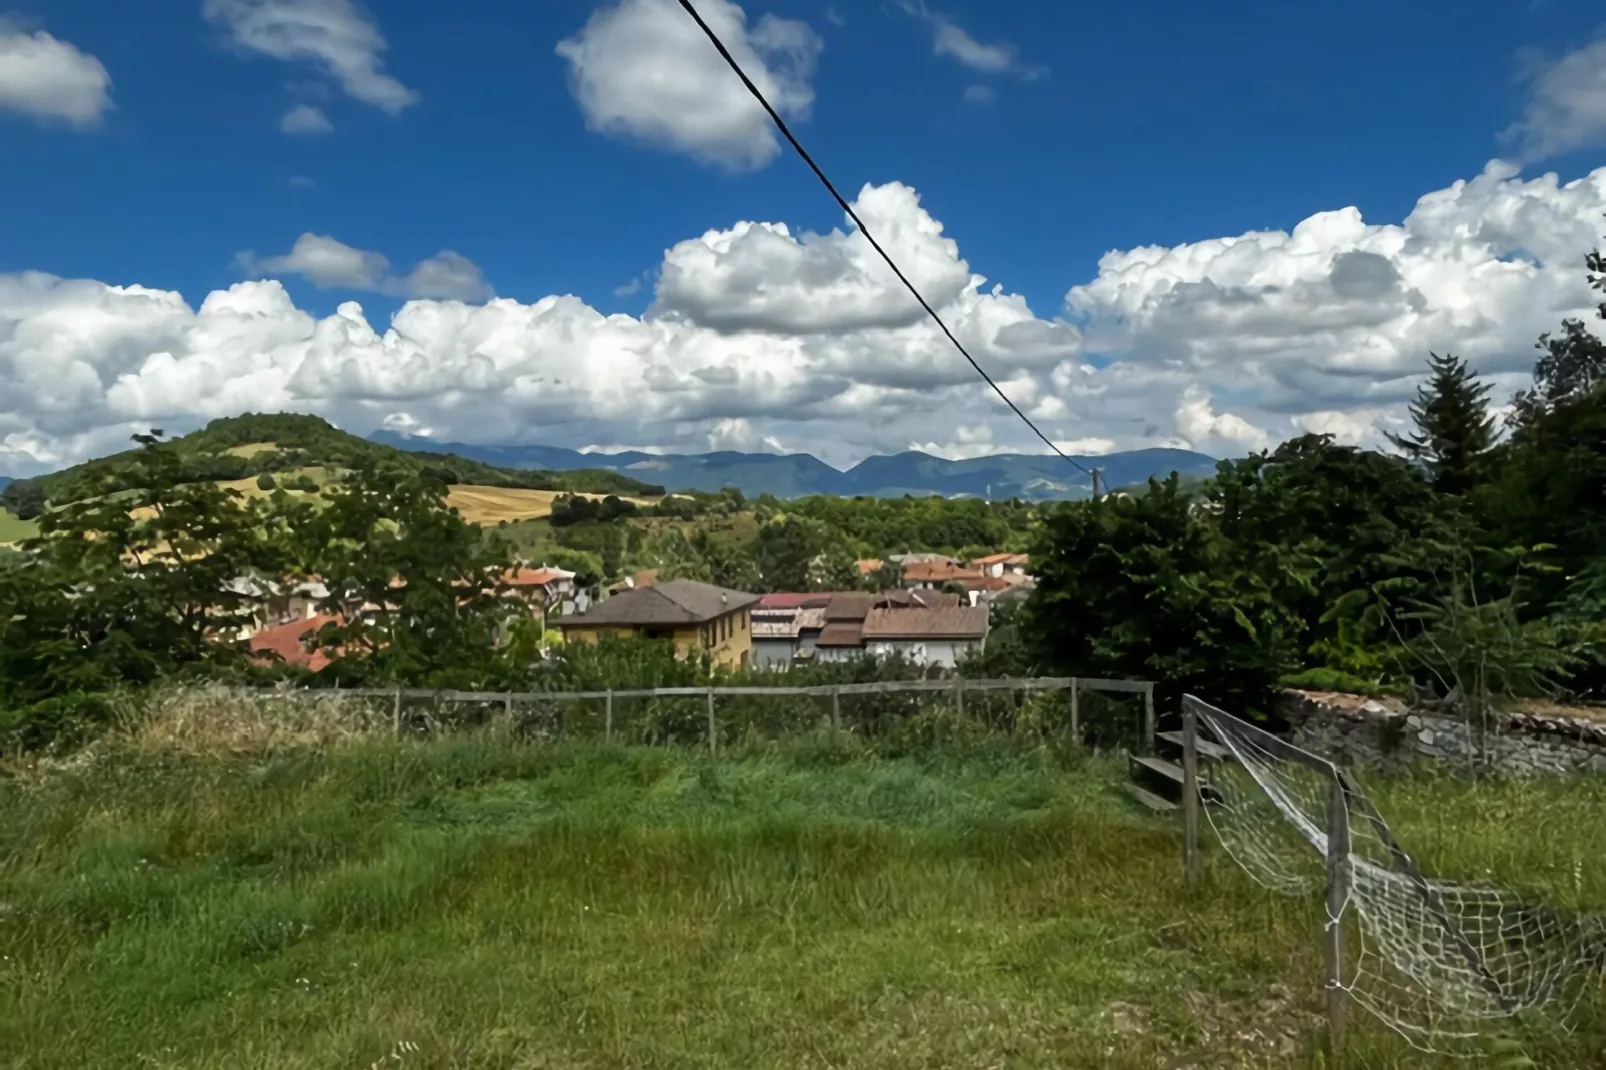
31,414,663,506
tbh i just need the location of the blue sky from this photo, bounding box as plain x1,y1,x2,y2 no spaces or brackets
1,0,1605,472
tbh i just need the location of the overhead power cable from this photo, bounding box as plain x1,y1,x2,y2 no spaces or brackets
674,0,1094,480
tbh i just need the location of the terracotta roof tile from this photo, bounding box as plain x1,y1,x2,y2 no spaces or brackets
249,613,341,671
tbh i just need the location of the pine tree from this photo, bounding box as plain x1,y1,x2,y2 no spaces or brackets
1386,352,1495,495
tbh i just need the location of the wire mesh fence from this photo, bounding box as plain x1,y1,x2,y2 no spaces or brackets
239,676,1156,754
1184,694,1606,1057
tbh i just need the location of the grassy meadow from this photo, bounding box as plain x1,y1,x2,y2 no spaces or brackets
1,696,1602,1070
0,508,38,545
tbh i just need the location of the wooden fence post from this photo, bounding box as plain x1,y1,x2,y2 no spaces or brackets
605,689,614,744
503,692,514,740
1142,682,1157,754
1182,700,1201,886
392,688,402,738
954,675,966,722
1325,775,1352,1050
830,685,841,735
1069,677,1080,743
706,687,717,757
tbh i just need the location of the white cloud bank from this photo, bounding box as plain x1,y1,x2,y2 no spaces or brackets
1,163,1604,476
0,18,112,126
556,0,821,171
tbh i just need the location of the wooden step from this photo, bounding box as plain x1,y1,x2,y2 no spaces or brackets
1155,731,1233,762
1122,782,1178,813
1130,754,1188,786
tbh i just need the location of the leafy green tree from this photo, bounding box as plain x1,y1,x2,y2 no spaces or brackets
1386,352,1496,495
1028,475,1311,715
542,547,605,590
0,432,292,747
1208,434,1439,675
754,517,835,592
294,462,518,686
1,479,45,520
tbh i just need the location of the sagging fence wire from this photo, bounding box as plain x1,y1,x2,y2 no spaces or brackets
231,676,1156,753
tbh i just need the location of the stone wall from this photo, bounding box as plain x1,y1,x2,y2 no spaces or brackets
1278,690,1606,777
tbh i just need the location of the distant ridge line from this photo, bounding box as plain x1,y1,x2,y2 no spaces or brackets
366,431,1218,502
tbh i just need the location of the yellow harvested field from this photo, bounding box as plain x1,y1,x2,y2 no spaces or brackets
446,486,566,523
225,442,280,458
446,485,654,524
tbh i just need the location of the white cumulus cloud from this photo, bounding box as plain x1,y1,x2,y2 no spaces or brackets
1506,31,1606,161
279,103,332,134
237,234,494,302
0,18,112,126
897,1,1044,80
556,0,821,171
203,0,418,114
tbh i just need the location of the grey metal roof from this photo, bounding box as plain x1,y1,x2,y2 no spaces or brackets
556,579,758,627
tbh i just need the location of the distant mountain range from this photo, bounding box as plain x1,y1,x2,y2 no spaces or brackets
368,431,1219,501
0,477,11,491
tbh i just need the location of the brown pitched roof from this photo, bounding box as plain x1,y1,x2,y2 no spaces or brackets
558,579,757,627
875,589,961,609
816,621,864,647
861,606,990,640
824,591,873,622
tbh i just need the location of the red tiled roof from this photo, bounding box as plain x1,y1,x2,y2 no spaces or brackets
503,567,569,588
862,606,990,640
971,552,1029,566
960,576,1013,591
902,562,984,583
757,592,823,610
249,613,341,671
855,558,884,576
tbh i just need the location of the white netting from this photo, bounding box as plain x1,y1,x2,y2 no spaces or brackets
1191,698,1605,1056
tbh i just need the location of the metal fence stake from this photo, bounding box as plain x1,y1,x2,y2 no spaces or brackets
706,686,717,757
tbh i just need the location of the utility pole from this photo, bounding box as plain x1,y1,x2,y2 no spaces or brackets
1090,468,1103,502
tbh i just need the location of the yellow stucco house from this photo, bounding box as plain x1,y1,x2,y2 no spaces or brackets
554,579,759,669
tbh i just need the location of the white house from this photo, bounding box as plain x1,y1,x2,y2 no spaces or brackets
860,605,990,669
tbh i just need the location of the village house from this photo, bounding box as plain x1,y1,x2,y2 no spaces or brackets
499,565,590,619
900,560,986,591
750,592,828,668
218,574,330,642
969,552,1030,579
750,589,981,668
862,604,990,668
555,579,758,669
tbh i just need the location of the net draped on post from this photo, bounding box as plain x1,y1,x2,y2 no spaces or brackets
1189,696,1604,1055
